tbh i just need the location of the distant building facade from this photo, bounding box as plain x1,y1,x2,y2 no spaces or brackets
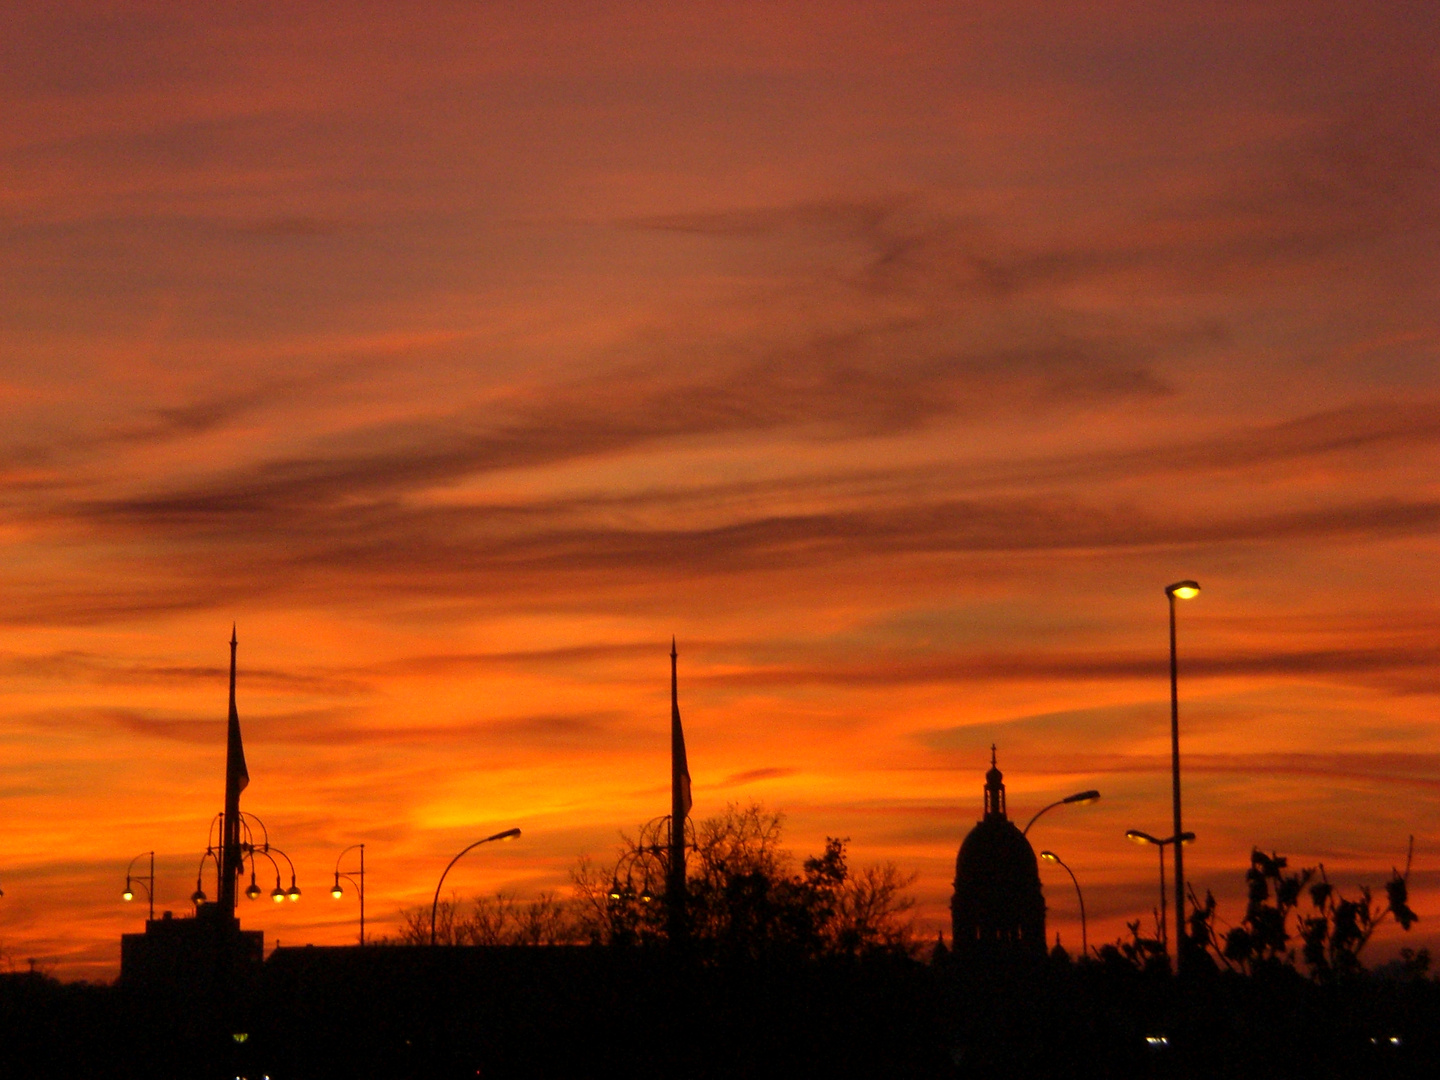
950,748,1046,957
120,905,264,992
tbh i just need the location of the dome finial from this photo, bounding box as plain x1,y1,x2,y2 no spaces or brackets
985,745,1006,819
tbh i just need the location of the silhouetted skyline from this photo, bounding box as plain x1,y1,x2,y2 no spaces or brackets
0,2,1437,979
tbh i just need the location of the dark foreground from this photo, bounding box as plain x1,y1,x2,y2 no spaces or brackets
3,947,1438,1079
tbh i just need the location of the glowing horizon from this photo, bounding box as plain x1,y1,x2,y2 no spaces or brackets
1,1,1437,979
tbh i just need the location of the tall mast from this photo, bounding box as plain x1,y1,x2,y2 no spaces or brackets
668,638,690,943
219,625,248,916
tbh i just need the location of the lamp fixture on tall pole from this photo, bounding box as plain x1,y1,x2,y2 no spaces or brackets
1126,830,1195,954
429,828,521,946
1038,850,1088,956
1022,789,1101,836
122,851,156,922
331,843,366,946
1165,579,1199,970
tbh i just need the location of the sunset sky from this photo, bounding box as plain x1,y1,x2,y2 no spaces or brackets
2,1,1438,979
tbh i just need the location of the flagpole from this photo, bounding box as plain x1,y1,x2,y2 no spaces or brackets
219,626,245,917
668,638,688,945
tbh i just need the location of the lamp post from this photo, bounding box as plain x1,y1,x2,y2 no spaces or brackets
1022,790,1101,836
1125,830,1195,954
1165,579,1199,970
331,843,366,946
429,828,521,946
1038,850,1088,957
122,851,155,922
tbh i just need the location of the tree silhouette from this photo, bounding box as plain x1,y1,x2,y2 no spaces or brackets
572,802,917,960
1190,840,1419,980
395,891,582,946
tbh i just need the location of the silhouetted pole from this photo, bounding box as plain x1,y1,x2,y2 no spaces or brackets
1127,830,1193,955
429,828,520,945
1158,841,1167,952
1165,581,1199,971
219,626,249,917
332,843,366,946
669,639,692,946
1039,851,1088,956
123,851,156,922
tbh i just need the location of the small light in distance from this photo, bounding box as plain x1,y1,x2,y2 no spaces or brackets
1145,1035,1169,1048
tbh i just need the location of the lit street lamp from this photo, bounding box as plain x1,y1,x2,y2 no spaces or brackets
122,851,155,922
430,828,521,946
1023,790,1101,836
1165,579,1199,970
332,843,366,946
1038,850,1089,957
1125,830,1195,954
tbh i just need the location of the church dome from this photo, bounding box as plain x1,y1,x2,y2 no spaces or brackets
950,748,1046,956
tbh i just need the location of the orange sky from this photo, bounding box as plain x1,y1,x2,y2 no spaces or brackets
2,1,1438,980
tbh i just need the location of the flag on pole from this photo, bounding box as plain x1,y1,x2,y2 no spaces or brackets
227,625,249,795
671,638,691,819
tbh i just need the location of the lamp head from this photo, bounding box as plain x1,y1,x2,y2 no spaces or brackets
331,874,344,900
1039,851,1060,863
271,883,286,903
1126,830,1160,846
1064,790,1101,805
1166,580,1200,600
287,884,301,902
1179,831,1197,845
245,877,262,901
490,828,521,843
191,888,207,905
122,880,134,902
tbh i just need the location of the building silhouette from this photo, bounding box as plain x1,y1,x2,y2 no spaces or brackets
950,746,1046,957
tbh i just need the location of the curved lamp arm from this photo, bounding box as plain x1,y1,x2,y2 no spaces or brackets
1023,790,1101,835
1039,850,1088,957
264,845,301,900
335,843,365,877
123,851,156,921
239,811,271,850
430,828,521,946
192,849,220,905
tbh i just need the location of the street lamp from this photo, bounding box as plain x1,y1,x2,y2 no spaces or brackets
1038,850,1088,957
1125,830,1195,954
122,851,156,922
191,849,219,907
1165,579,1199,970
1022,790,1101,836
332,843,366,946
265,845,302,902
429,828,521,946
